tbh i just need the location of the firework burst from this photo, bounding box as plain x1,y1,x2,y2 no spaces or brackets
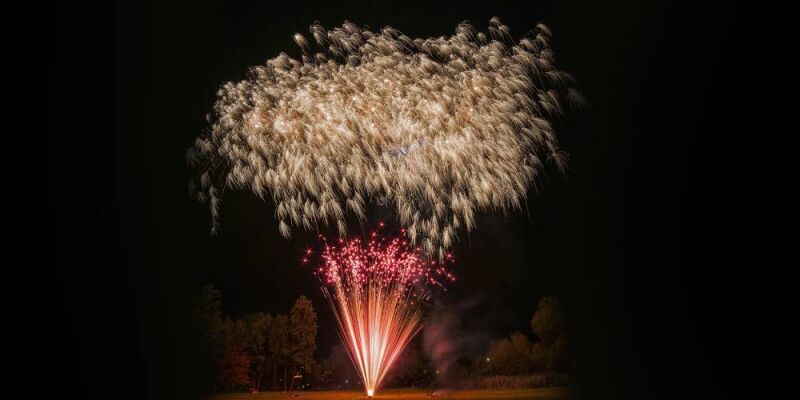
189,17,583,259
310,228,454,396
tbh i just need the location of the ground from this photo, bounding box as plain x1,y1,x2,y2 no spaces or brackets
211,388,572,400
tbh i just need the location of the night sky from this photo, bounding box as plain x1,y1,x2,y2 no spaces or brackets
38,1,768,399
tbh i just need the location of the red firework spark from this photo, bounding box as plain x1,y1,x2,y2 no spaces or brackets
308,227,454,397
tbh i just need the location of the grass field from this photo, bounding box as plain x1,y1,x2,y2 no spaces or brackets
210,388,572,400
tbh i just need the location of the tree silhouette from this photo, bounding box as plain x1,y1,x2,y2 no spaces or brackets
530,296,569,372
289,295,318,391
241,312,272,390
486,332,535,375
269,314,290,390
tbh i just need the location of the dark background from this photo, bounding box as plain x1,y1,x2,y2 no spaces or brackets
38,0,768,399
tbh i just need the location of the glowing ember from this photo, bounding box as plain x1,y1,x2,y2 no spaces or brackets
311,228,454,397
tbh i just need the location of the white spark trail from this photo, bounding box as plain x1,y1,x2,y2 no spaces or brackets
189,18,583,258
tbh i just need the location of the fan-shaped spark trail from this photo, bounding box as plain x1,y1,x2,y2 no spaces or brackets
312,230,453,396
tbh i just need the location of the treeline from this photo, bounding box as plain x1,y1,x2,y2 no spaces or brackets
486,296,569,376
379,296,571,389
318,296,571,390
193,285,317,392
195,286,569,392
